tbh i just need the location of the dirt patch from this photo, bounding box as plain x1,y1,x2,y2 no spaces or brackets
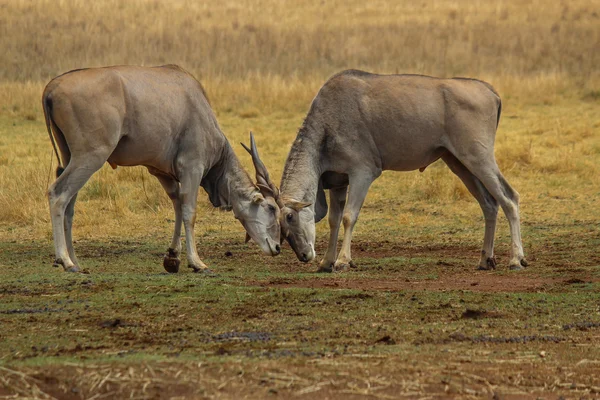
99,318,135,328
460,308,505,319
563,278,590,284
444,332,565,344
321,236,600,271
351,240,477,260
374,335,396,345
212,331,272,342
249,272,567,293
563,321,600,331
0,307,65,314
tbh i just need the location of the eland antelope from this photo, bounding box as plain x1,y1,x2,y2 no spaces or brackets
43,65,280,273
276,69,528,272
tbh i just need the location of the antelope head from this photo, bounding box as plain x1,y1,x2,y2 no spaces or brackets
238,132,281,256
279,199,316,263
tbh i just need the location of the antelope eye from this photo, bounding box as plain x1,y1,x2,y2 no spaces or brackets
268,204,276,212
286,213,293,222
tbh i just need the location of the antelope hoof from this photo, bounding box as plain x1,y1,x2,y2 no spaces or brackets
54,259,80,273
509,258,528,271
163,248,180,273
333,260,354,272
334,263,348,272
317,265,333,273
509,263,524,271
477,257,497,271
317,259,334,273
163,257,180,274
188,264,202,273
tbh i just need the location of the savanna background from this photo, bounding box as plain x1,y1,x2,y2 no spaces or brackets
1,0,599,398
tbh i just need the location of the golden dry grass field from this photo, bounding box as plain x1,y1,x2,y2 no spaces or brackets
1,0,600,398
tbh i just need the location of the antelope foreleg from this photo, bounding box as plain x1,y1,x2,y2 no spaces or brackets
334,175,374,272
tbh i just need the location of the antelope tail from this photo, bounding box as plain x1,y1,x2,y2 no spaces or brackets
42,94,64,177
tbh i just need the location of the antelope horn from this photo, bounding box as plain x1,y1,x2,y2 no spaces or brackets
241,132,281,201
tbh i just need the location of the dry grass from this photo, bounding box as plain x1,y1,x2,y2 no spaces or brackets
2,0,600,115
3,354,600,399
2,0,599,81
0,0,599,241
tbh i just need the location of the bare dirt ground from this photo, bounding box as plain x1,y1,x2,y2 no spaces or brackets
249,237,599,293
250,274,585,293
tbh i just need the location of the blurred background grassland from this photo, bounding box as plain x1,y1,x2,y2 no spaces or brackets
0,0,599,245
2,0,600,113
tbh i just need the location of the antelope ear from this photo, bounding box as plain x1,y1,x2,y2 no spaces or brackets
252,192,265,204
285,200,312,211
245,233,251,243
